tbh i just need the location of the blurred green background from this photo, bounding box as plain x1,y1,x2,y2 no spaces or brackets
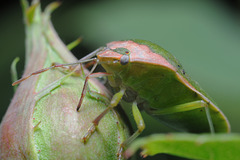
0,0,239,159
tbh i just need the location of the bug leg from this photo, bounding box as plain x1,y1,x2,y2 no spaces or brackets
118,101,145,160
81,87,126,143
87,90,110,106
204,102,215,134
147,100,215,134
34,62,92,102
76,59,99,111
34,63,85,101
34,70,76,101
76,72,111,111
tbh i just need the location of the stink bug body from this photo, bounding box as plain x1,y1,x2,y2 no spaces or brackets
13,40,230,159
96,40,230,133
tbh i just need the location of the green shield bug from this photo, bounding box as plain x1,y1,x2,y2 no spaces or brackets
13,40,230,159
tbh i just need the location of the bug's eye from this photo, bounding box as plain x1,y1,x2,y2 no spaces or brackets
120,55,129,65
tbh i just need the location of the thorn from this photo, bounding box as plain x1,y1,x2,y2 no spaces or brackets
33,121,41,130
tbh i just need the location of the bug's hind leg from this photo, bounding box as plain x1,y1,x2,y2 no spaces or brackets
147,100,215,134
204,101,215,134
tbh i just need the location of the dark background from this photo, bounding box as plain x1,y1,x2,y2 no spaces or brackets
0,0,240,159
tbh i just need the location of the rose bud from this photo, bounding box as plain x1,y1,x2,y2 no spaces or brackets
0,1,130,159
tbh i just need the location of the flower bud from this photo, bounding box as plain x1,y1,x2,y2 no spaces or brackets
0,1,129,159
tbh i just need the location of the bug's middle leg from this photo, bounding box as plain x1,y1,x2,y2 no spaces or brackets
81,87,126,143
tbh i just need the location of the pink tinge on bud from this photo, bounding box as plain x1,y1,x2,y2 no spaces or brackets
0,1,129,159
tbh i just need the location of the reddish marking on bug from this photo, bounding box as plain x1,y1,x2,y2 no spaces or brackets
97,50,122,61
38,150,41,152
33,118,35,120
99,40,176,71
176,72,199,95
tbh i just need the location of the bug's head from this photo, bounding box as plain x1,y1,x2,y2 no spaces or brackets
97,42,132,87
111,48,130,65
97,42,132,66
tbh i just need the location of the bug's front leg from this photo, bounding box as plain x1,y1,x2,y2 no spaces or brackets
118,101,145,160
76,72,111,111
81,87,126,143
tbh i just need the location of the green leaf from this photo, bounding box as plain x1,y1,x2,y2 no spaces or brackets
126,133,240,160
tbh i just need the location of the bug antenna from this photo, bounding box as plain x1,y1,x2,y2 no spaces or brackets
12,47,104,86
12,58,97,86
12,66,54,86
80,47,107,61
